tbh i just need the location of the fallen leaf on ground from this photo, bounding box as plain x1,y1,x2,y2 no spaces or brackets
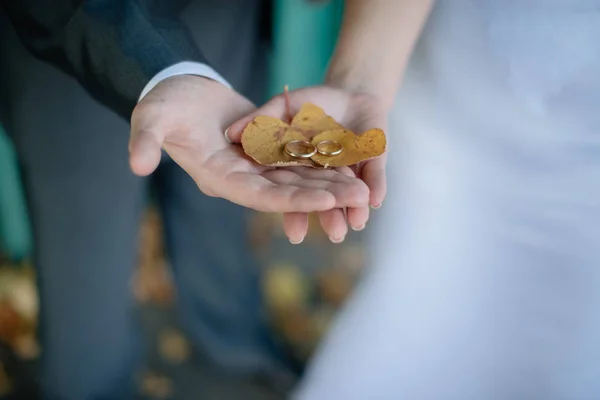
158,328,191,365
316,268,355,307
311,305,336,339
276,308,315,346
262,263,310,311
14,335,40,360
0,362,11,397
139,371,173,399
0,300,23,347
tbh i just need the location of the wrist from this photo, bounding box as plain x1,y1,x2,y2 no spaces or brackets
139,61,231,102
326,66,396,113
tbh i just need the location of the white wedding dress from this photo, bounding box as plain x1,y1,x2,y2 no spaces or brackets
295,1,600,399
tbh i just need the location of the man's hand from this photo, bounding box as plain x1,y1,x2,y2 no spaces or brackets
227,86,387,243
128,76,370,216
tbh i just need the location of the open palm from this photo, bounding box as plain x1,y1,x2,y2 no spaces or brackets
128,76,370,222
227,85,388,243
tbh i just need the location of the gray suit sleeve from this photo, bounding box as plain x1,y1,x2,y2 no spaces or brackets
1,0,210,120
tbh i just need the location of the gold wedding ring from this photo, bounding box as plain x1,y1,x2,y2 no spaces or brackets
284,140,317,159
316,140,343,156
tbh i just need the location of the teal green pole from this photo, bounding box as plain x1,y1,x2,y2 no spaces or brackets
269,0,343,98
0,126,32,260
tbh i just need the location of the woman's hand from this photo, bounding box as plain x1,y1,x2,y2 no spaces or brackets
227,85,387,243
128,76,370,216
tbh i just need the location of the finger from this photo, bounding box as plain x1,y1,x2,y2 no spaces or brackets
360,155,387,208
311,165,352,242
265,169,370,208
129,129,163,176
225,97,288,143
347,206,369,232
219,172,337,212
225,87,321,143
318,209,348,243
288,166,358,183
335,167,370,231
283,212,309,244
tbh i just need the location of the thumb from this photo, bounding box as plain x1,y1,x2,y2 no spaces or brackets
225,96,288,143
129,129,163,176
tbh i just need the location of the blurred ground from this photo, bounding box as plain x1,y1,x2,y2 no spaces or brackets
0,207,365,399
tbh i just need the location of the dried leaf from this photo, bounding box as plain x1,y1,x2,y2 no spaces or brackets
290,103,344,134
277,308,314,346
0,300,23,346
311,305,336,338
316,268,354,306
311,128,386,168
241,116,316,167
0,268,38,322
283,84,292,123
158,328,191,365
241,102,386,168
133,207,175,307
0,362,11,397
262,263,309,311
139,371,173,399
14,335,40,360
132,263,175,307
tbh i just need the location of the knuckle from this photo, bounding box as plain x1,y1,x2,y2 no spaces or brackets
132,102,160,122
195,179,214,197
350,181,370,200
194,177,218,198
202,187,218,197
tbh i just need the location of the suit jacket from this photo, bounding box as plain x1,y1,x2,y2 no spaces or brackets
1,0,270,120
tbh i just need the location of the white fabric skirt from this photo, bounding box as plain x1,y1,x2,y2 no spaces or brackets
295,2,600,399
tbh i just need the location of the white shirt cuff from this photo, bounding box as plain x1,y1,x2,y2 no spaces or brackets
138,61,232,102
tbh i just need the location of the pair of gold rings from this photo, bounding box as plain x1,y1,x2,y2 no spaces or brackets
284,140,343,159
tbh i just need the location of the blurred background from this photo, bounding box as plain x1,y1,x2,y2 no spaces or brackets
0,1,369,399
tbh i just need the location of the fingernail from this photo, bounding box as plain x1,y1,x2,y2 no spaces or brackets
351,224,366,232
329,236,345,244
371,203,382,209
289,237,304,245
224,126,232,143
